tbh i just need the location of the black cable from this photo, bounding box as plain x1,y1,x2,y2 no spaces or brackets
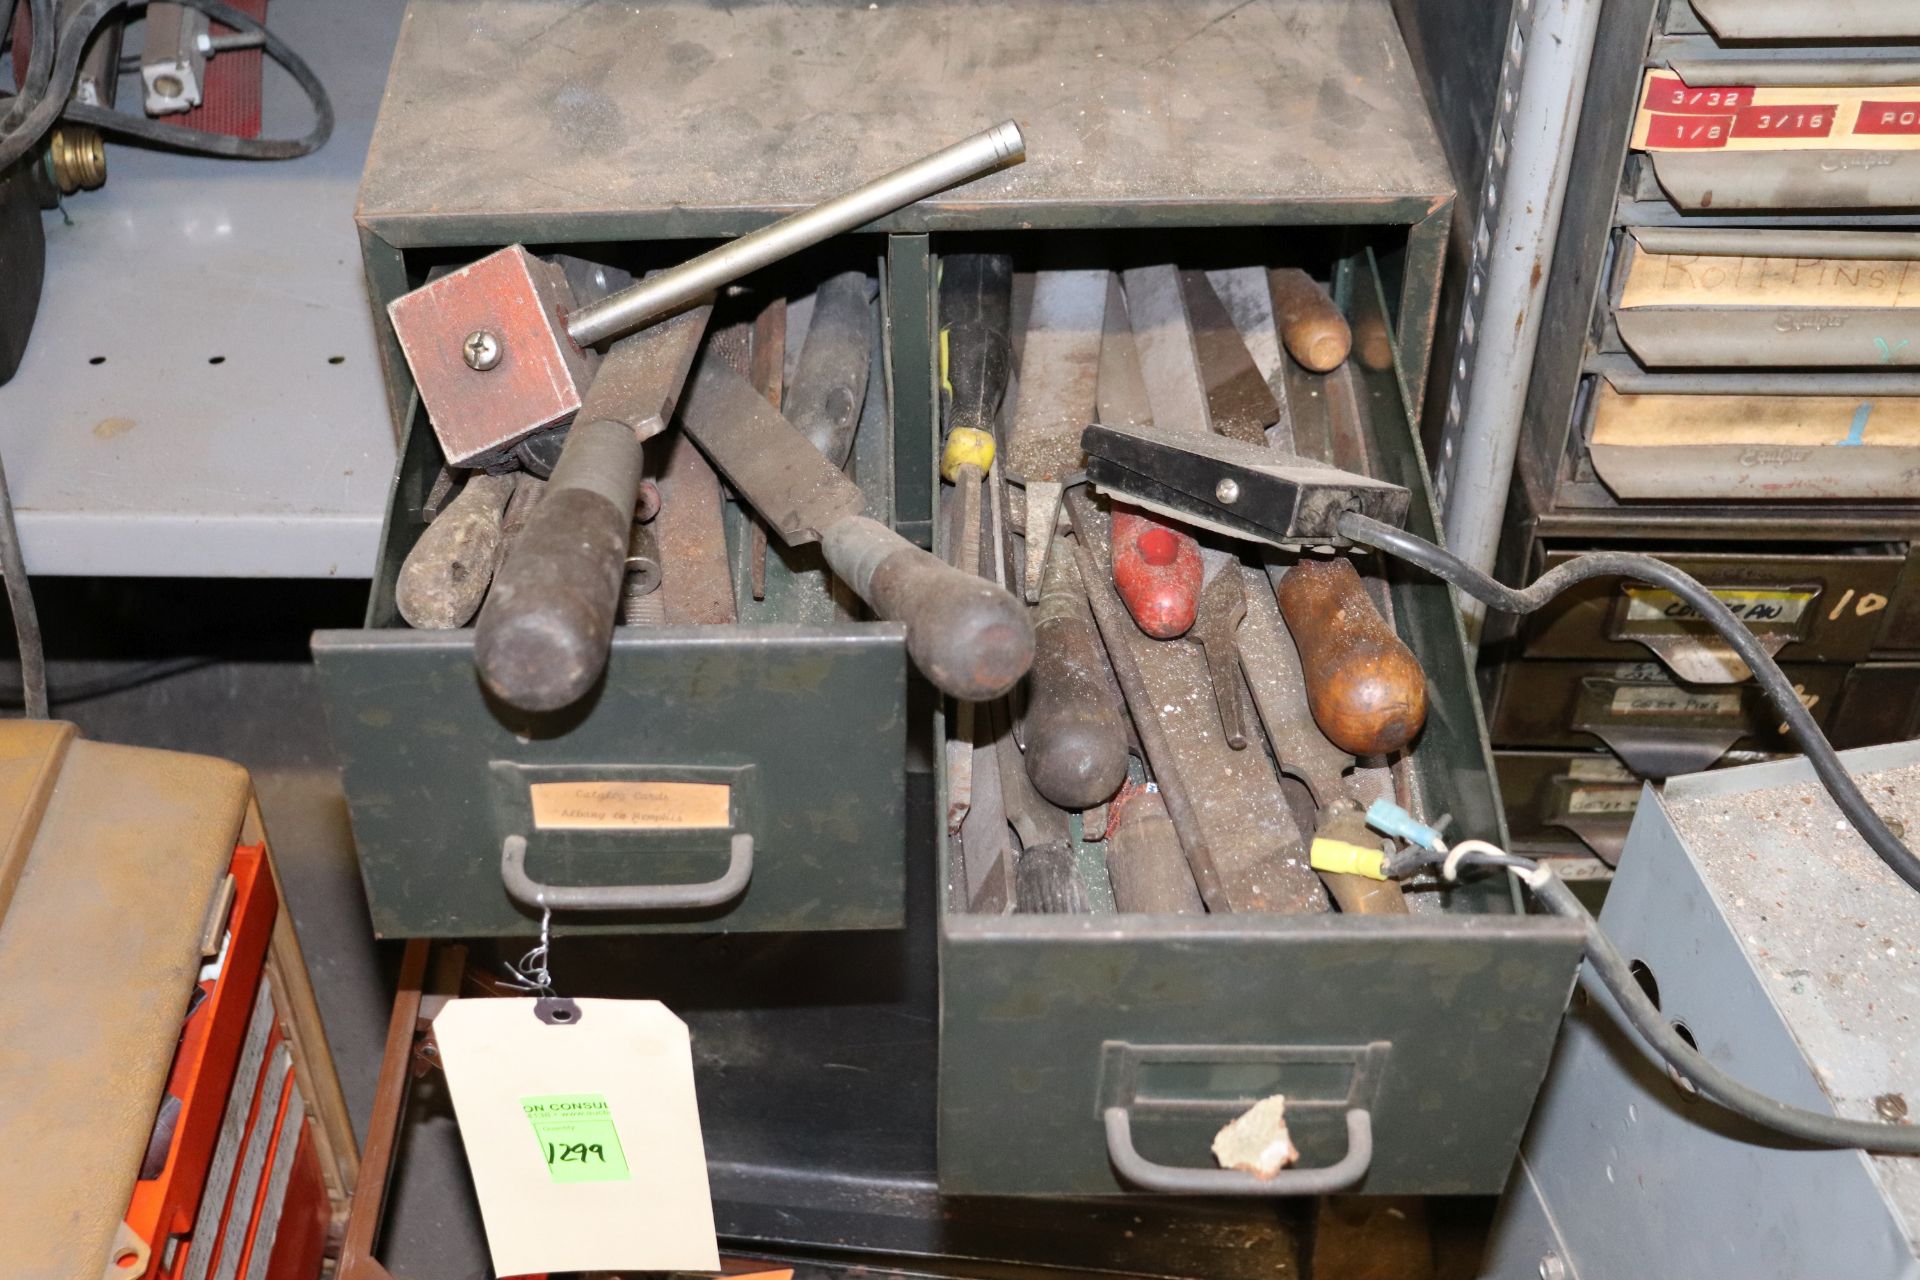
0,656,214,709
0,0,331,169
1524,869,1920,1154
0,449,46,719
1338,511,1920,896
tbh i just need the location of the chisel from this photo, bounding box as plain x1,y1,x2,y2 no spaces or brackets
678,359,1033,701
1004,269,1107,601
395,472,518,630
786,271,873,468
474,298,712,711
1270,268,1352,374
1023,527,1129,810
1272,553,1426,758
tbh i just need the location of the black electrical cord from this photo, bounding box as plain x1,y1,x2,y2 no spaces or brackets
1339,511,1920,896
0,0,331,170
1345,513,1920,1151
1428,845,1920,1155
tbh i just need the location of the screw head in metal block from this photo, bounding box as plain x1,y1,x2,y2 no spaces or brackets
388,246,596,468
1215,478,1241,504
462,329,502,371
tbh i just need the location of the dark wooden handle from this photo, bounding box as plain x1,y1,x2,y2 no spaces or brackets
1025,538,1130,810
821,516,1034,701
1110,504,1203,639
1274,556,1426,756
474,420,642,712
1014,840,1090,914
1269,268,1351,374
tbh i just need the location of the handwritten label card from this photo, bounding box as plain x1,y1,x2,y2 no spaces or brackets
529,780,730,831
433,999,719,1277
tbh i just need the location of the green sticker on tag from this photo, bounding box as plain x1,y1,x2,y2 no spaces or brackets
522,1093,631,1183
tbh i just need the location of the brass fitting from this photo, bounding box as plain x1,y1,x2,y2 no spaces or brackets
47,127,107,195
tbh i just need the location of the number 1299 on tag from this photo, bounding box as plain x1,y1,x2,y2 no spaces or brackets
522,1094,631,1184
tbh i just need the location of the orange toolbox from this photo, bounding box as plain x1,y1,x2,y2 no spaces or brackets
0,723,356,1280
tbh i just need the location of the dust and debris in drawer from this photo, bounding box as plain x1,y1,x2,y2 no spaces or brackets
932,241,1582,1200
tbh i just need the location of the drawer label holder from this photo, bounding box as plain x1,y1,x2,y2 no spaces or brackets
529,780,731,832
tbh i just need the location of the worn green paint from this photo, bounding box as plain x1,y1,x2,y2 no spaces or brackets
313,626,907,938
887,235,936,545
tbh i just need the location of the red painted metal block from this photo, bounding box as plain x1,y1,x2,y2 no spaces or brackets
388,247,593,466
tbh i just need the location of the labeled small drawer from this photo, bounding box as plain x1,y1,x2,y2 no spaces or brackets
1585,377,1920,502
1488,658,1845,777
937,250,1584,1200
1682,0,1920,41
1830,661,1920,748
1495,749,1642,864
1610,229,1920,369
1630,67,1920,210
1518,544,1903,675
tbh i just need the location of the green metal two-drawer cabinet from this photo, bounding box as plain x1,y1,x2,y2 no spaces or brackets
321,0,1586,1199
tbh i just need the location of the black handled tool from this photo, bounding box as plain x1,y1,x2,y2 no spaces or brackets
1023,529,1129,810
474,300,712,711
678,359,1033,701
787,271,874,468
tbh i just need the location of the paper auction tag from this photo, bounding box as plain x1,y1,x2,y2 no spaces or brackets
432,998,719,1277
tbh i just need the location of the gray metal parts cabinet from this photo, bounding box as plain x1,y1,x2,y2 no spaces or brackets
315,0,1585,1221
1461,0,1920,859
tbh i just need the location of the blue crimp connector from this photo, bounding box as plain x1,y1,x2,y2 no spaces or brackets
1366,798,1446,853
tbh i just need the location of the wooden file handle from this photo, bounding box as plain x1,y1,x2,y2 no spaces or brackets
1269,268,1351,374
1274,556,1426,756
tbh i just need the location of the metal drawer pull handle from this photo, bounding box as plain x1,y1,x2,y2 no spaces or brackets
499,833,754,912
1102,1106,1372,1197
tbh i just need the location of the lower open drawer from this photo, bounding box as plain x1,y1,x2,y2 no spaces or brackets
935,249,1587,1198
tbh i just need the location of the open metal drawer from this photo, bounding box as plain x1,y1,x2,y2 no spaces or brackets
936,253,1585,1199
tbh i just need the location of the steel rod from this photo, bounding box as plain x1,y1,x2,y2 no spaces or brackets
566,121,1025,347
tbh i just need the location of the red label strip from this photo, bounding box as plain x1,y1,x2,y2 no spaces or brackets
1733,104,1838,139
1858,101,1920,136
1644,112,1733,149
1644,75,1754,114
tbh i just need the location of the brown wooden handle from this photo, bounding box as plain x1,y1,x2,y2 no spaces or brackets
1273,556,1425,756
1269,268,1351,374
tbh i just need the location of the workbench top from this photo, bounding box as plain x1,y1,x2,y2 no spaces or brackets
357,0,1451,243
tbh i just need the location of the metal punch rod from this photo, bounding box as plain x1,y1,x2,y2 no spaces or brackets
566,121,1026,348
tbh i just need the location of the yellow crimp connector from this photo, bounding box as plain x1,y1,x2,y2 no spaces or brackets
1309,837,1389,881
941,426,996,482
